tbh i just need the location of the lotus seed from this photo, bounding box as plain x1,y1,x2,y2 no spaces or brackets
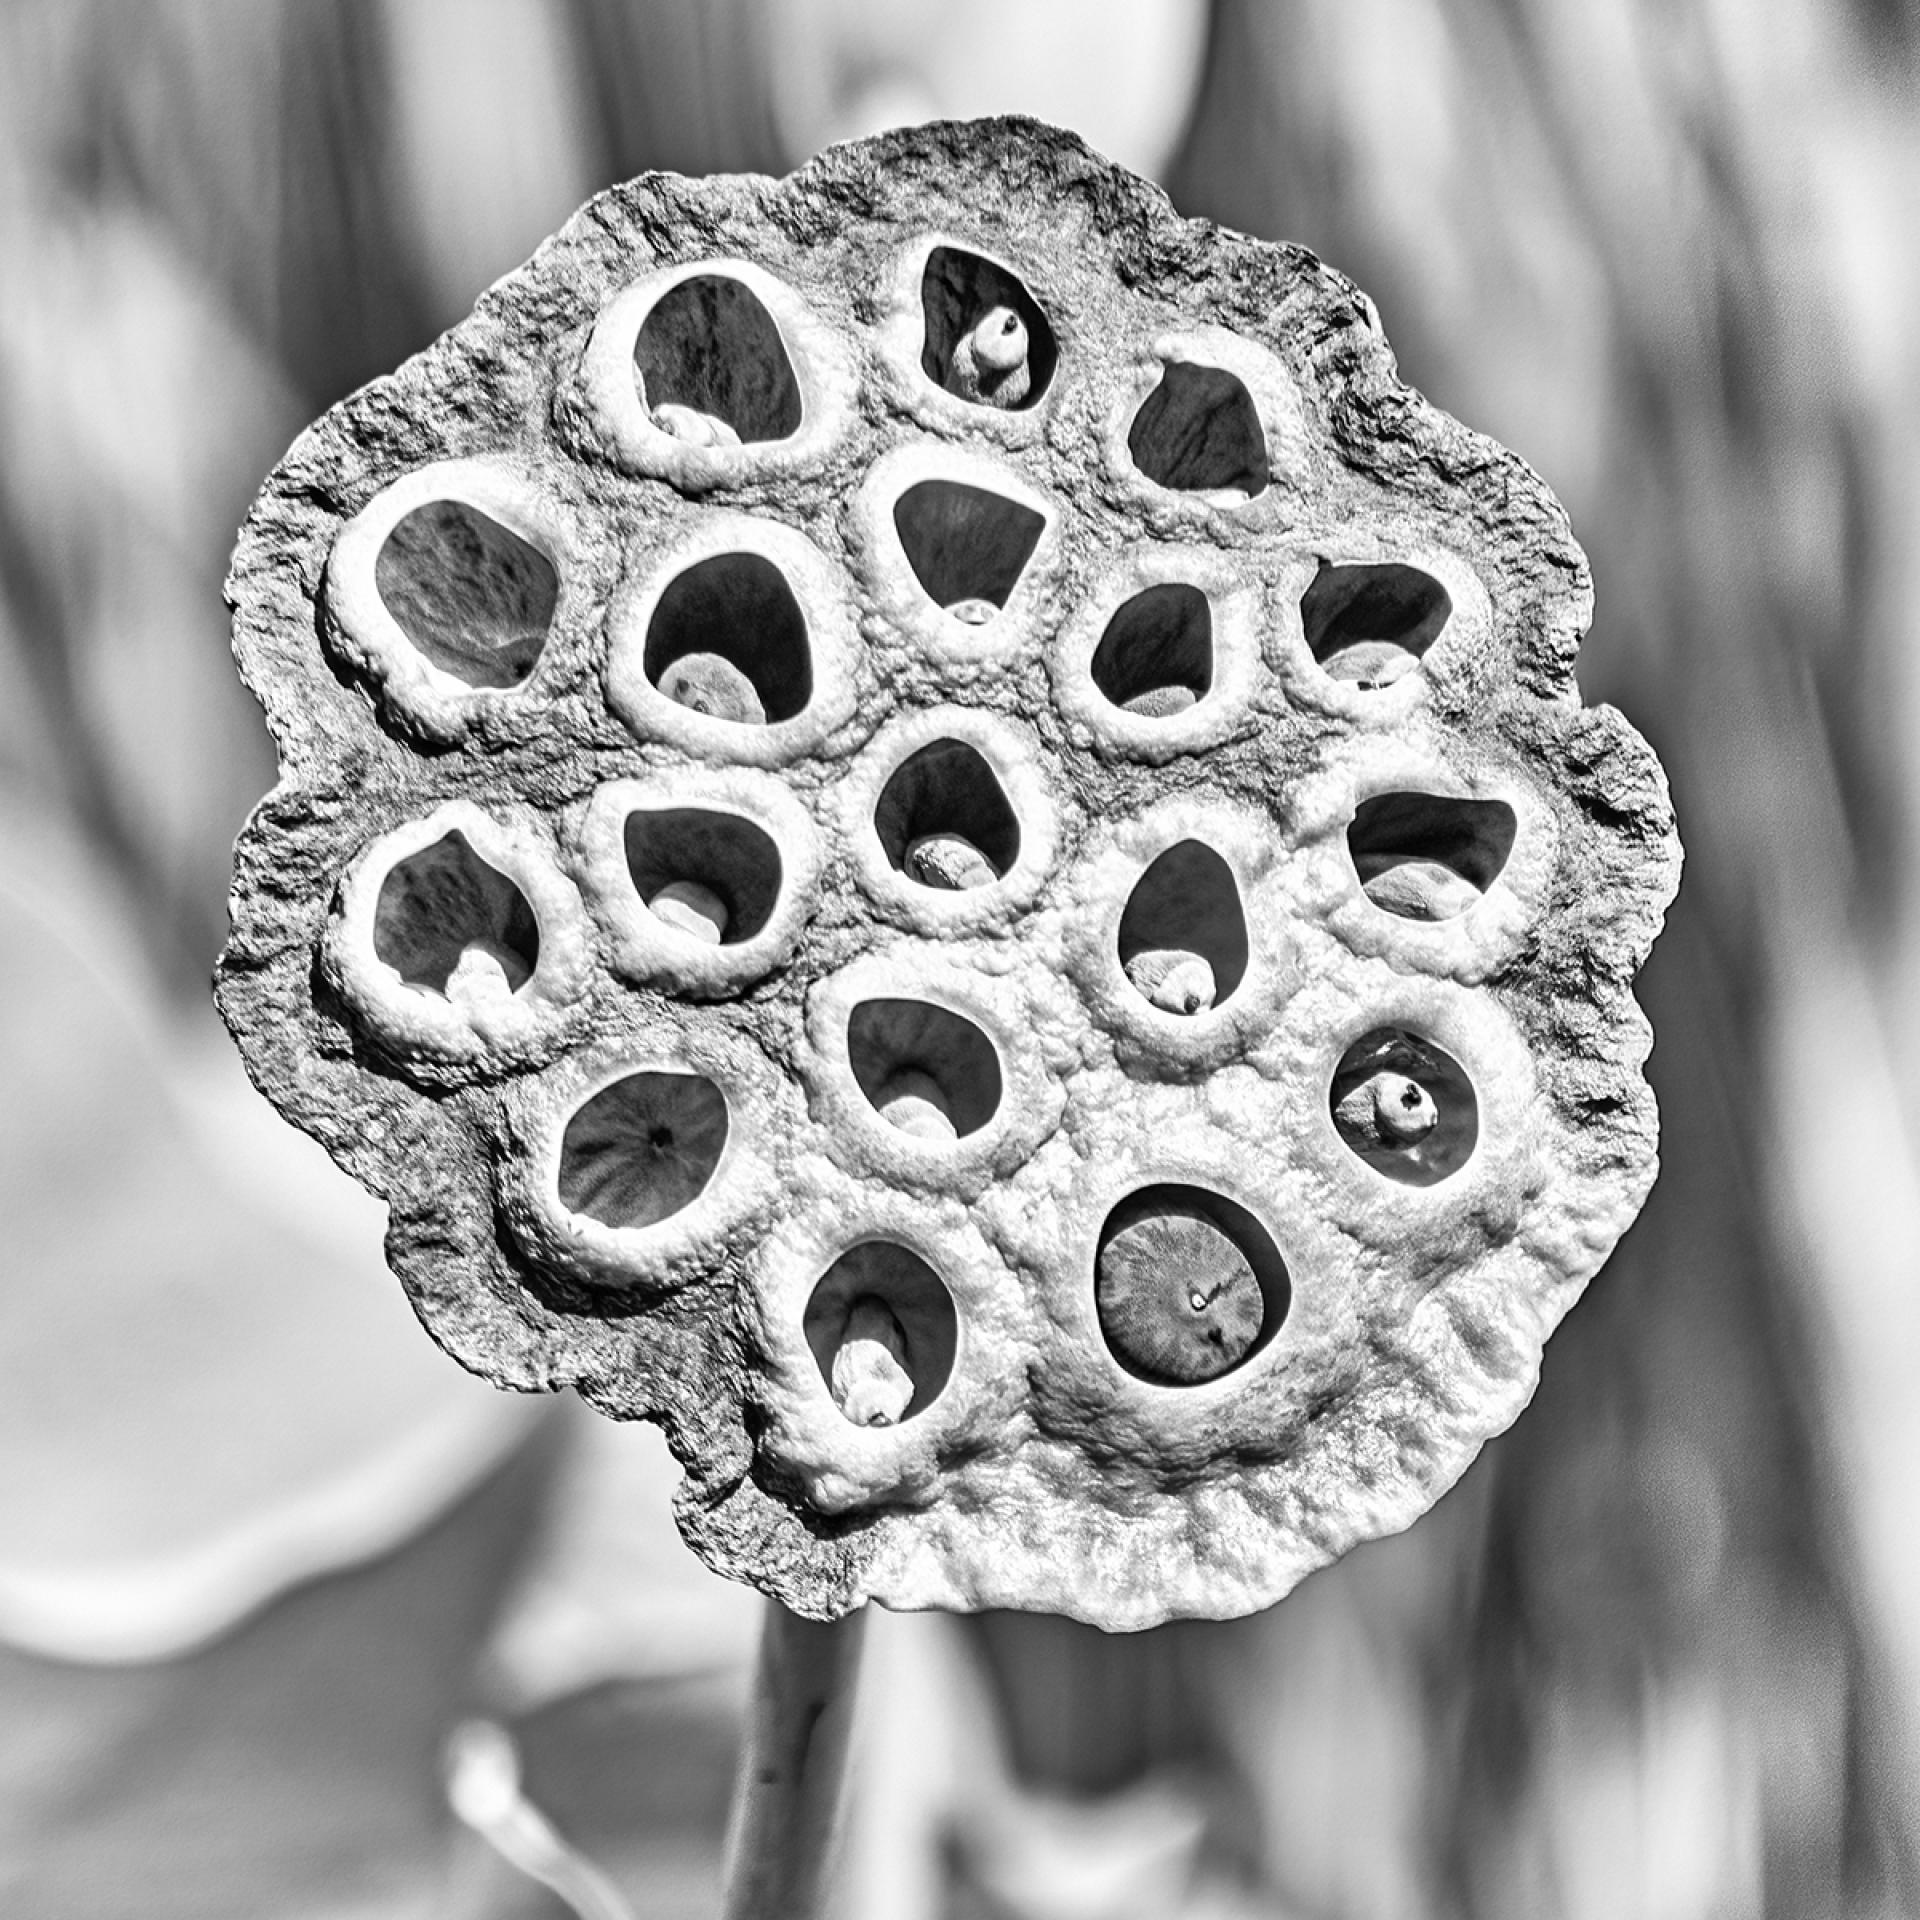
651,402,742,449
1123,948,1217,1015
1119,685,1198,718
648,878,729,944
904,832,997,890
657,652,766,725
944,303,1031,408
831,1295,915,1426
874,1068,958,1141
1096,1205,1264,1384
1360,858,1481,922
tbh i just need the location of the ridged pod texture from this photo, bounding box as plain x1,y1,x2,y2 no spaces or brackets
218,119,1679,1629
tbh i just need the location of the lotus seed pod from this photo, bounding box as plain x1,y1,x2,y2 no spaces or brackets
945,304,1032,408
219,121,1679,1629
1120,684,1198,718
647,878,730,944
1359,857,1483,922
650,401,743,449
831,1296,916,1427
904,832,998,891
874,1069,960,1142
656,651,766,724
1122,948,1217,1015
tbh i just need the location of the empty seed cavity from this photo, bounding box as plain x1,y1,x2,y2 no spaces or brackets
1330,1028,1478,1184
557,1070,729,1230
893,480,1045,621
372,501,558,690
634,273,803,445
373,832,539,1004
1348,793,1517,921
876,741,1020,889
1127,363,1269,500
624,807,783,946
805,1243,959,1426
644,551,810,725
1118,841,1248,1014
1302,563,1451,688
1095,1186,1288,1385
920,246,1057,411
847,999,1002,1142
1091,583,1213,716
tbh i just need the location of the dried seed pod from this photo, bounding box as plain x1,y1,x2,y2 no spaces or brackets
646,878,730,944
221,120,1678,1632
945,304,1032,408
831,1296,915,1426
656,651,766,724
904,832,998,891
1097,1203,1264,1384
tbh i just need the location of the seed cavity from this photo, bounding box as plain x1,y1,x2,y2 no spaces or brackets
1329,1028,1478,1184
1094,1185,1288,1385
633,273,803,445
893,480,1045,617
1302,562,1451,688
1347,793,1517,920
1091,582,1213,718
1118,841,1247,1012
920,246,1056,411
847,998,1002,1141
623,808,783,946
805,1243,959,1425
374,502,557,689
876,742,1020,888
1127,363,1269,500
373,832,539,1004
558,1070,728,1230
644,551,811,725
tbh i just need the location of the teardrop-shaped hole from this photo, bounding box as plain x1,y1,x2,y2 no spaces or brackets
1117,841,1248,1012
875,742,1020,884
1127,364,1269,498
892,481,1045,618
804,1243,959,1425
633,274,803,444
1095,1184,1289,1385
373,832,539,995
558,1071,729,1229
1348,794,1517,920
1091,584,1213,714
624,808,783,945
847,1000,1002,1141
919,247,1058,411
1329,1028,1477,1185
374,502,557,688
644,552,811,724
1301,562,1451,688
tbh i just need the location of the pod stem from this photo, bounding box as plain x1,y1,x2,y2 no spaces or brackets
720,1599,868,1919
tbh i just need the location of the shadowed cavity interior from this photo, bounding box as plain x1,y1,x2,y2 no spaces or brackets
847,999,1002,1139
892,481,1045,613
1329,1027,1478,1184
624,808,783,944
1095,1184,1289,1385
1118,840,1248,1005
558,1071,729,1230
1091,583,1214,711
1301,562,1451,682
633,274,802,442
804,1242,958,1421
1347,792,1517,919
874,741,1021,880
1126,363,1269,497
919,246,1057,408
372,832,538,993
643,552,811,722
373,502,557,689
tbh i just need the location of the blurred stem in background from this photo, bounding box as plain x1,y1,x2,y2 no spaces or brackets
2,2,1919,1916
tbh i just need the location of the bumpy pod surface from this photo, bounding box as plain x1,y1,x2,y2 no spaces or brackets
219,120,1679,1630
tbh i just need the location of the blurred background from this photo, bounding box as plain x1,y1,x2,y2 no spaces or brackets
3,1,1919,1915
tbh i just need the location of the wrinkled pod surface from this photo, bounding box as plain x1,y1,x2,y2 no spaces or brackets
219,120,1678,1630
